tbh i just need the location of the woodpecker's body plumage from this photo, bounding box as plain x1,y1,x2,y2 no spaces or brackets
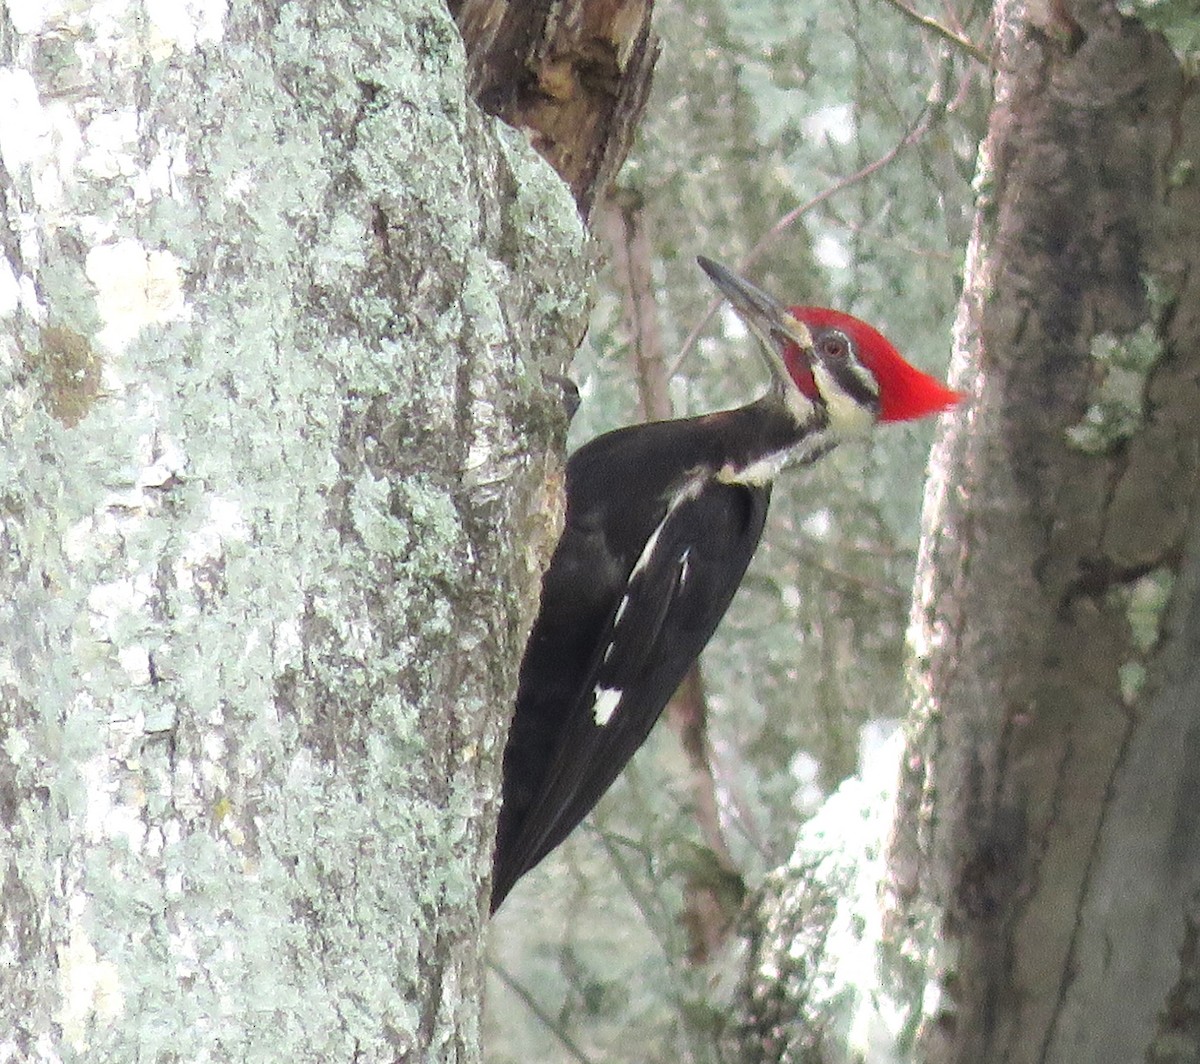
490,258,959,913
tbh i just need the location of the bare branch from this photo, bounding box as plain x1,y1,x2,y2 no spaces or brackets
875,0,992,66
669,110,938,378
488,961,599,1064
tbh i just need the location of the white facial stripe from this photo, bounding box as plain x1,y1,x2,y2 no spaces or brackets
831,342,880,402
813,362,876,436
593,686,622,726
780,378,820,425
717,449,791,486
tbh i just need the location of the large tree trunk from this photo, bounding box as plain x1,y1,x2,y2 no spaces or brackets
726,3,1200,1062
897,1,1200,1061
0,2,588,1059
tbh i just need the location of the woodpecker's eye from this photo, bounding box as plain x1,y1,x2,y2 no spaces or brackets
819,334,849,359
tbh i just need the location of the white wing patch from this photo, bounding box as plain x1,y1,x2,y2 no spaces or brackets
628,474,705,580
612,593,630,629
629,520,666,580
594,478,705,725
593,686,623,726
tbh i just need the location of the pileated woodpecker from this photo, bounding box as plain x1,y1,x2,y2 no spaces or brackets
491,257,959,913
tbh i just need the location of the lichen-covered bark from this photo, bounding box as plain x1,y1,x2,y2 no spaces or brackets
0,2,587,1061
725,736,906,1063
893,2,1200,1062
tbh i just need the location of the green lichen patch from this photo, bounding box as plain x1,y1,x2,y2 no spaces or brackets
1123,567,1176,654
1106,567,1175,703
1066,322,1164,454
1119,661,1147,703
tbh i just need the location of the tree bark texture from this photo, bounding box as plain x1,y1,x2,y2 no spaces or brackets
896,2,1200,1061
450,0,660,220
0,2,588,1061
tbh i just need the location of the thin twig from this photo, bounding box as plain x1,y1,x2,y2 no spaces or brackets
737,547,906,602
876,0,991,65
589,822,678,964
669,110,937,379
488,960,598,1064
598,195,672,422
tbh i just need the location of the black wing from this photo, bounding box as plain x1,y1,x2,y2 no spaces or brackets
491,450,770,912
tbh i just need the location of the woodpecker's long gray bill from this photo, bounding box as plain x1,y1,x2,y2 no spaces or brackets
697,256,814,365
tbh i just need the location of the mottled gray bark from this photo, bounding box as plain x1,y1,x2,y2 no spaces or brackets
897,2,1200,1062
0,3,587,1061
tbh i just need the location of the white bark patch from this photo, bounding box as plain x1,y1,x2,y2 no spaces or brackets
0,67,53,167
145,0,229,58
79,109,139,179
80,732,148,850
57,917,124,1052
116,643,152,685
8,0,226,55
0,258,18,316
174,495,250,606
86,240,187,354
0,67,83,219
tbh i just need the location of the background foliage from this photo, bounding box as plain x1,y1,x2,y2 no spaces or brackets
486,0,989,1057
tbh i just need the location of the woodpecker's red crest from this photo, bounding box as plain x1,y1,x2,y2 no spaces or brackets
784,306,961,423
696,256,962,432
